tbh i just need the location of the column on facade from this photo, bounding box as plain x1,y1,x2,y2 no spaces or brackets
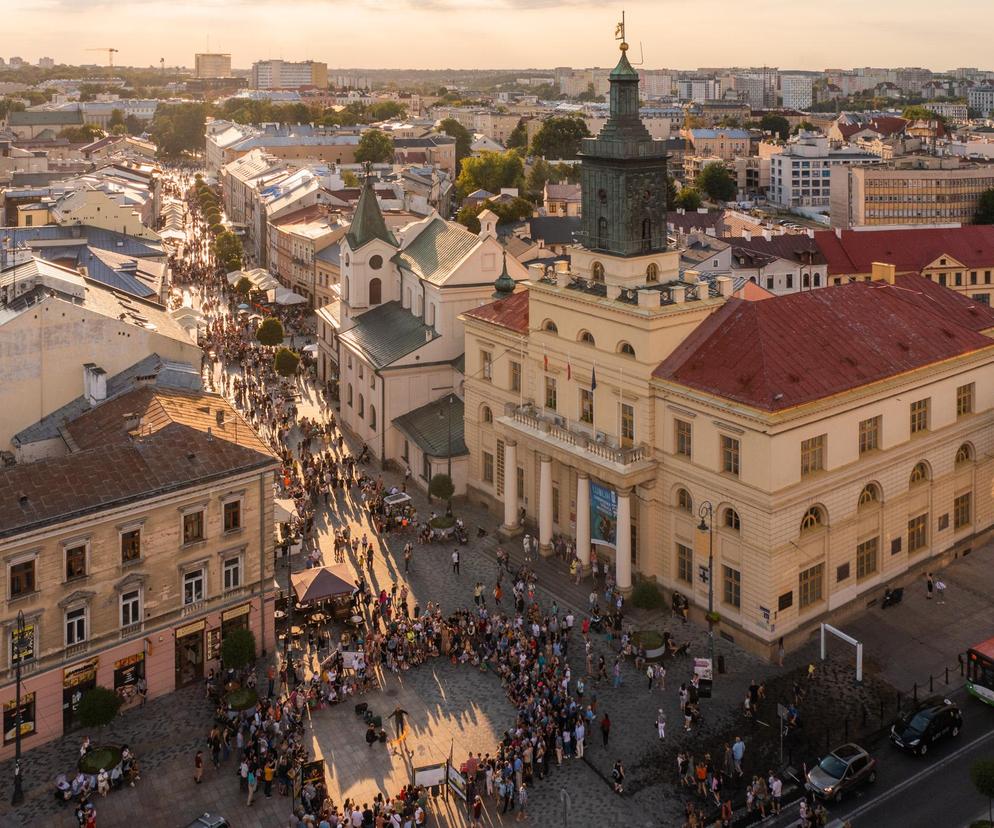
538,455,553,555
502,440,518,531
575,472,591,568
615,487,632,592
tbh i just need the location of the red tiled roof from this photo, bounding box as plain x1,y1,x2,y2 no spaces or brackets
667,210,723,233
733,281,775,301
652,275,994,412
816,226,994,276
727,234,824,265
463,289,529,334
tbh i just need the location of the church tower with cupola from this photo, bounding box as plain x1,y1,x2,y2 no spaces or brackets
573,22,678,286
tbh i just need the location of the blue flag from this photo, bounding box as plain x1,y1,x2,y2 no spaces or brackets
591,366,597,391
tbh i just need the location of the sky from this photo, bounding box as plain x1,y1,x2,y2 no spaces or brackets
5,0,990,72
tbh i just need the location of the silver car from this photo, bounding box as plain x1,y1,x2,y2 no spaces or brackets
805,742,877,802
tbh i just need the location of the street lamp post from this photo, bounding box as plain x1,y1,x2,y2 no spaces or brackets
697,502,715,684
11,609,26,805
446,396,453,480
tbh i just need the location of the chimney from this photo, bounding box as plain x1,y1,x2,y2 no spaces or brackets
82,363,107,406
742,230,752,242
528,262,546,283
834,227,842,239
871,261,896,285
806,228,815,239
762,229,772,241
683,269,700,284
123,412,141,431
716,276,734,298
705,227,716,237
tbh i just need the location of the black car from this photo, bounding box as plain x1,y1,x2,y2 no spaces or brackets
889,696,962,756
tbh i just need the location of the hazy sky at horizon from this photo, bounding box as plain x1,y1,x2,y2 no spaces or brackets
5,0,988,73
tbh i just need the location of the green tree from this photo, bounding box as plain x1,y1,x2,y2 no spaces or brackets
525,158,551,201
58,124,104,143
665,175,678,211
108,108,125,130
697,162,737,202
506,119,529,150
759,114,790,140
456,197,534,233
76,686,122,730
342,170,360,187
256,317,285,347
794,120,817,134
456,150,525,200
429,472,455,505
902,104,946,127
355,129,395,164
549,162,581,184
234,276,253,297
971,758,994,826
149,101,208,157
437,117,473,168
975,188,994,224
674,187,702,210
530,115,590,160
220,627,257,671
369,100,407,121
274,347,300,377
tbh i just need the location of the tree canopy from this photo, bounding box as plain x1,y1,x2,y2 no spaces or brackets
437,117,473,168
971,758,994,826
759,114,790,140
256,317,285,347
674,188,703,210
530,115,590,160
355,129,395,164
368,100,407,121
274,347,300,377
456,196,534,233
429,473,455,503
975,188,994,225
902,104,946,126
456,150,525,200
697,162,737,202
76,686,122,730
220,627,257,671
150,102,209,157
506,119,529,150
58,124,104,143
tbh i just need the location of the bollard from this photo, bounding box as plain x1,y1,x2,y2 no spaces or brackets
946,666,949,685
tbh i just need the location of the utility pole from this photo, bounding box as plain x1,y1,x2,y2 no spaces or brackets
697,501,715,686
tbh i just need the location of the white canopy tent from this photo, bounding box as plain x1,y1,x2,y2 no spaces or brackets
270,287,308,306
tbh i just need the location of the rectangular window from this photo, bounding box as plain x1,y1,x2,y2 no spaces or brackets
721,435,740,476
183,569,205,605
482,451,494,484
675,419,692,458
620,403,635,448
223,557,241,591
676,543,693,584
509,360,521,392
722,565,741,608
856,537,879,579
65,544,87,581
579,388,594,424
9,559,35,597
778,591,793,611
858,416,880,454
65,607,86,646
552,485,560,525
836,562,850,582
496,439,505,493
800,434,826,477
954,492,972,530
121,590,141,627
481,350,493,381
798,563,824,609
516,467,524,499
908,513,928,553
957,383,974,418
402,439,409,462
223,500,241,533
121,529,141,563
183,510,205,544
545,376,557,411
910,398,930,434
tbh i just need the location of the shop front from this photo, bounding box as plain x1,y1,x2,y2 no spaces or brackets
174,619,206,688
62,659,99,732
113,652,146,710
221,603,251,640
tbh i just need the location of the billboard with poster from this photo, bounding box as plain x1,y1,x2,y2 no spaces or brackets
447,763,467,801
113,652,146,709
590,482,618,546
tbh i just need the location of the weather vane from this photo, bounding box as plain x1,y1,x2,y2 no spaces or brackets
615,10,628,51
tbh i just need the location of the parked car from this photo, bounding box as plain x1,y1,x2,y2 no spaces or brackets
805,743,877,802
185,816,229,828
890,696,962,756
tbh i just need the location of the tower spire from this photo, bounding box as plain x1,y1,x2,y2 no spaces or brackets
492,250,515,299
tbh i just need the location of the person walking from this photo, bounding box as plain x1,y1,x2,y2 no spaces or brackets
193,750,204,784
575,720,585,759
656,709,666,740
926,572,934,600
246,765,258,806
452,549,460,575
404,544,412,573
732,736,746,777
601,712,611,746
935,578,946,604
515,784,528,822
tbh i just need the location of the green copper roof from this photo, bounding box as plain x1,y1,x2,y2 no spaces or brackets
345,175,397,251
493,251,515,299
609,49,639,80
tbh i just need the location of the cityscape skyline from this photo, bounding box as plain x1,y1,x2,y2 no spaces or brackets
5,0,992,73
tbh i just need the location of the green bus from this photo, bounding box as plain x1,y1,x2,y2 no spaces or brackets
966,637,994,706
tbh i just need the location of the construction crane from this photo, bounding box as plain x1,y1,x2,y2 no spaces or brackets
86,47,119,68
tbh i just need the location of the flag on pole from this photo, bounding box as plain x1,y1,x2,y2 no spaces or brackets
567,354,572,381
591,366,597,390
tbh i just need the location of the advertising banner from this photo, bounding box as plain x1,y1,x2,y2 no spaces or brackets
590,482,618,547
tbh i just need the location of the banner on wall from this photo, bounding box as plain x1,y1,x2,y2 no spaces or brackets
590,482,618,547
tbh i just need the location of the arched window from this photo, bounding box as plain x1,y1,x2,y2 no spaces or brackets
597,218,607,250
910,462,930,486
677,488,693,513
347,384,353,407
858,483,880,508
369,277,382,305
641,217,652,251
591,261,605,282
800,505,825,533
723,508,740,531
618,342,636,358
646,263,659,283
369,405,376,430
579,330,595,346
956,443,974,465
482,405,493,424
358,395,365,418
543,319,558,334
